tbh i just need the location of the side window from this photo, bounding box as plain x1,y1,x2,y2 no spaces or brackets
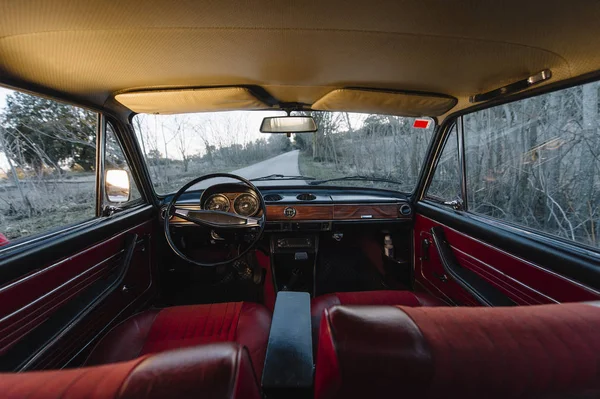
463,80,600,249
426,124,461,203
0,87,97,244
105,123,141,205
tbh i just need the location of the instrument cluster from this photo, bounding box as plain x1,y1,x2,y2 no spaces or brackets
201,185,261,217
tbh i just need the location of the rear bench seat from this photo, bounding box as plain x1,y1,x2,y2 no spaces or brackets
314,302,600,399
311,290,444,347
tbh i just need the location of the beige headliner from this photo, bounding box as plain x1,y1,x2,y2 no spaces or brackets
1,0,600,121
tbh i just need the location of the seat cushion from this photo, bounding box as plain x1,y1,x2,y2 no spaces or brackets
1,343,261,399
315,302,600,399
86,302,271,378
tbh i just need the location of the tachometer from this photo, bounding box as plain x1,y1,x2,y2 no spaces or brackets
233,193,259,216
204,194,230,212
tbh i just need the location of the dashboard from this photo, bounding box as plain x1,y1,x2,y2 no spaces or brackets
162,184,413,231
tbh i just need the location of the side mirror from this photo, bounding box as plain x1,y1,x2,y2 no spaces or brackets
260,116,318,134
105,169,130,203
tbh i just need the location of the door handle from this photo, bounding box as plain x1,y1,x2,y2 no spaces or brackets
421,238,430,262
432,271,448,283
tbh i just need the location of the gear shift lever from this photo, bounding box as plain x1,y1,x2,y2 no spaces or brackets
282,268,302,291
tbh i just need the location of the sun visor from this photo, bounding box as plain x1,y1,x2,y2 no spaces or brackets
114,87,269,114
311,88,457,117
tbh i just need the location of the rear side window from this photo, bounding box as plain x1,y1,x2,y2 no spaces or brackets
463,81,600,249
0,87,97,244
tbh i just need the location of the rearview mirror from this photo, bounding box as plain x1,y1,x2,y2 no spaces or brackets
105,169,130,203
260,116,318,133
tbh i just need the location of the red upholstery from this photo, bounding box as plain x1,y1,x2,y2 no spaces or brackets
0,343,261,399
311,290,444,345
87,302,271,377
315,302,600,399
256,250,276,311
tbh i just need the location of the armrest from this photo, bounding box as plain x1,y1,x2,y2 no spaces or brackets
261,291,313,396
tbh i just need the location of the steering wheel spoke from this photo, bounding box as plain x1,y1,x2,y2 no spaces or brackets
173,208,262,228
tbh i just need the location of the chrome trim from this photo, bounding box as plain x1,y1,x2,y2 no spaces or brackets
527,69,552,85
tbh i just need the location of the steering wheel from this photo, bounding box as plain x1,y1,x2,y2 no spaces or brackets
164,173,266,267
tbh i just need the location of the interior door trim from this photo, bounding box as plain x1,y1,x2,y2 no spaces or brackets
418,201,600,292
4,230,151,371
0,205,154,286
430,226,515,306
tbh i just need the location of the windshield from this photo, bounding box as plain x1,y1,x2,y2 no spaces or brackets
133,111,434,194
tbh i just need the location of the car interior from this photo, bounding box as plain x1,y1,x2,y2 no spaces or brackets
0,1,600,398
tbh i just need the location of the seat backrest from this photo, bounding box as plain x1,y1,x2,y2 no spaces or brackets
0,342,261,399
315,302,600,399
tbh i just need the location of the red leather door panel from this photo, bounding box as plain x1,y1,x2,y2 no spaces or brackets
414,214,600,305
0,215,157,371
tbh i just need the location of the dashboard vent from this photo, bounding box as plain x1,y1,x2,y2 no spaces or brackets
399,204,412,216
296,193,317,201
264,194,283,202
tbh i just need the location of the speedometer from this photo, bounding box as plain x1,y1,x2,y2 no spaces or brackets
233,193,259,216
204,194,230,212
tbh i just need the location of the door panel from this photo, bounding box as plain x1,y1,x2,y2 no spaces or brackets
0,206,156,371
414,205,600,306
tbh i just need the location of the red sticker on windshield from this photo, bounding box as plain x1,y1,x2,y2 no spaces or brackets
413,119,431,129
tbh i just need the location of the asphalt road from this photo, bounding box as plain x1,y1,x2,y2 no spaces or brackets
190,149,306,189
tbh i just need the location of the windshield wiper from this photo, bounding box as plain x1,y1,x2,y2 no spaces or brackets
308,175,403,186
250,174,316,182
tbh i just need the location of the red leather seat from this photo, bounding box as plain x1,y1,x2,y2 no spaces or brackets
315,302,600,399
87,302,271,378
0,343,260,399
311,290,443,341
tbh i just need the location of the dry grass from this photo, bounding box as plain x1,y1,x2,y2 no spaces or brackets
0,174,95,240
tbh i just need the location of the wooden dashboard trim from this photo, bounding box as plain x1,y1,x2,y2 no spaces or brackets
266,204,333,221
333,203,400,220
163,202,409,224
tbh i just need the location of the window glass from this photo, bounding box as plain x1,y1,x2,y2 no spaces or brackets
427,124,460,202
132,112,435,194
0,87,97,245
105,123,141,203
464,81,600,249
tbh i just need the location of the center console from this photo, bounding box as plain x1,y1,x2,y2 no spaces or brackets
270,234,319,295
